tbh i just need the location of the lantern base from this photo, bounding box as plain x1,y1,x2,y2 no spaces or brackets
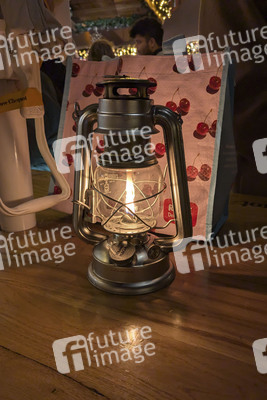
88,241,175,295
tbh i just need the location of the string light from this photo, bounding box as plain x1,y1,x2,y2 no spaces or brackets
77,49,89,60
113,45,137,57
144,0,173,21
76,45,137,60
186,41,199,55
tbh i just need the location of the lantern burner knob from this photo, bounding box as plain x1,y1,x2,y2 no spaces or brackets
109,241,136,265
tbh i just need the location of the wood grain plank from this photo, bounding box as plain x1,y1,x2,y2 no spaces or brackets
0,173,266,399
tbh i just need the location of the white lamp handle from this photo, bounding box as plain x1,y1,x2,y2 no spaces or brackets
0,116,71,216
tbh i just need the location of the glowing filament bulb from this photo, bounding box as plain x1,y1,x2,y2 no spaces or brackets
125,176,135,214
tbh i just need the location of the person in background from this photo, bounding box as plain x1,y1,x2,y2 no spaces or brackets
88,39,115,61
129,17,163,55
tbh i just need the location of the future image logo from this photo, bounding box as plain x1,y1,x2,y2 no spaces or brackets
53,126,155,174
172,35,207,74
0,235,11,270
52,326,156,374
252,338,267,374
0,52,4,71
252,138,267,174
52,335,91,374
173,226,267,274
0,226,76,270
173,27,266,74
0,26,76,72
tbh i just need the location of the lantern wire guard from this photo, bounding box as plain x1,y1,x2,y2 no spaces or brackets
93,181,166,232
74,167,176,230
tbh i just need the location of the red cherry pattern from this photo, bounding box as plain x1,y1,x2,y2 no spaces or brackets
209,120,217,137
190,202,198,227
195,109,213,138
129,88,138,95
155,143,165,158
171,64,217,229
199,164,212,181
166,101,177,111
211,120,217,130
187,166,198,181
82,83,105,98
66,153,74,166
209,76,221,91
166,87,190,115
85,84,94,95
147,77,157,95
94,86,104,97
96,139,105,153
179,98,190,113
93,88,102,97
196,122,209,136
187,158,212,182
72,63,80,77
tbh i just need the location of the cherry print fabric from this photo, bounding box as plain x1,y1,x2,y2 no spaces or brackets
53,53,236,238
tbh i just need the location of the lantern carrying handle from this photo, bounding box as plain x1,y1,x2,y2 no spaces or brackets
152,106,192,251
73,103,108,244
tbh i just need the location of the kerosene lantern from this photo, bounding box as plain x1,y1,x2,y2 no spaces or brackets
72,76,192,295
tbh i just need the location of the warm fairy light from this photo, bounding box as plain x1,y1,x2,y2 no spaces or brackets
186,41,199,55
113,44,137,57
77,49,89,60
125,176,135,214
77,45,137,60
144,0,173,21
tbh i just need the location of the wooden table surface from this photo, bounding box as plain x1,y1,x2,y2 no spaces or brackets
0,171,267,400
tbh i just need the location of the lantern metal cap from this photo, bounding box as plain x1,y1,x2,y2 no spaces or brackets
96,75,156,99
97,74,156,88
